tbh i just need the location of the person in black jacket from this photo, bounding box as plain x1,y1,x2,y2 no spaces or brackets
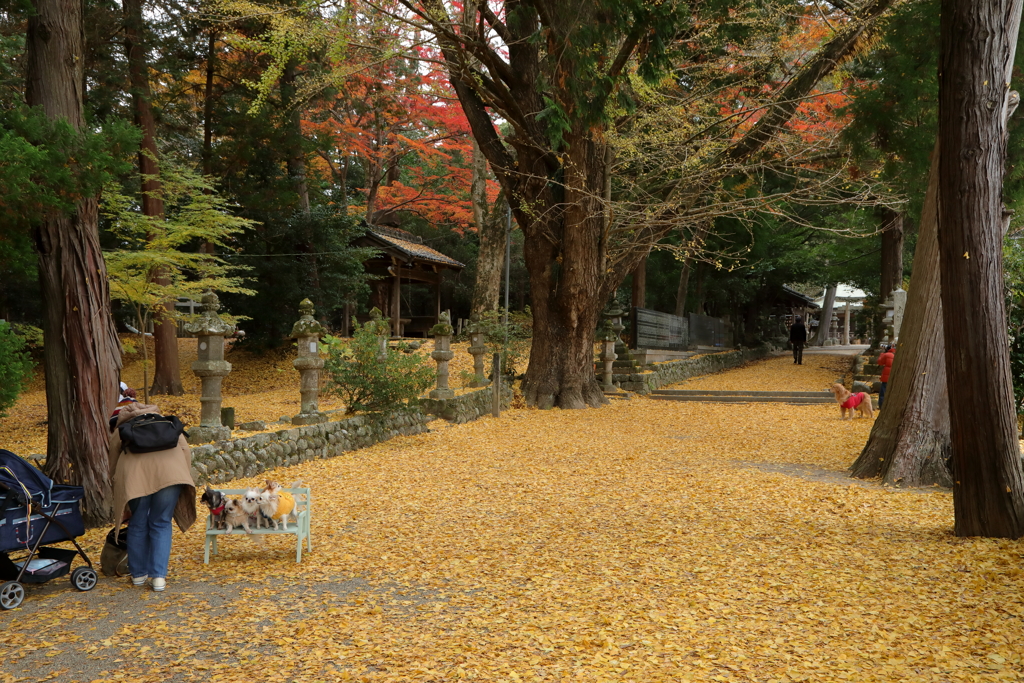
789,316,807,365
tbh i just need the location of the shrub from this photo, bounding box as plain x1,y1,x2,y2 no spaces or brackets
467,308,531,378
322,323,434,414
0,321,33,417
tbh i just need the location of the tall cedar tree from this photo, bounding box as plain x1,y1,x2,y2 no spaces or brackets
411,0,897,408
937,0,1024,537
123,0,183,395
26,0,122,524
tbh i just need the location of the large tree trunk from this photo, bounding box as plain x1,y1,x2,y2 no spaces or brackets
426,0,898,409
937,0,1024,538
199,29,217,255
124,0,182,396
631,254,647,310
470,141,505,316
675,257,692,317
809,284,837,346
520,132,607,409
282,62,310,213
27,0,121,525
851,146,953,487
879,208,905,300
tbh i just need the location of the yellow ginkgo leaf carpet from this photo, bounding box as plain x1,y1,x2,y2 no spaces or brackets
2,354,1021,683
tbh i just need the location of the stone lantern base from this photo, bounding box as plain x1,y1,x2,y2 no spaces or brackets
187,425,232,444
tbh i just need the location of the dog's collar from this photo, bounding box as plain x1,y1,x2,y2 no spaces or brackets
210,503,225,516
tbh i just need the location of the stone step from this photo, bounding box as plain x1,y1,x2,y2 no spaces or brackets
652,389,833,397
649,389,834,404
650,394,834,404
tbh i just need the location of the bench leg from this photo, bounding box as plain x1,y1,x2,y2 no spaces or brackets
204,535,211,564
212,534,219,555
306,517,312,552
296,533,302,563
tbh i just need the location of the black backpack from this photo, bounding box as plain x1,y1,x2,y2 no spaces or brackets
118,414,187,454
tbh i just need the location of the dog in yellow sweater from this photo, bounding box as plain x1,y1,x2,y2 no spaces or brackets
258,480,298,530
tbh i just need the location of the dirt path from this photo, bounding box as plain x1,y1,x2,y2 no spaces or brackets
3,355,1020,683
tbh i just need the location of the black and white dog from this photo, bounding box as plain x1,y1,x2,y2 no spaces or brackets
200,487,228,529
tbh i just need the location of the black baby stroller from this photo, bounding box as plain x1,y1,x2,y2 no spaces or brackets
0,449,97,610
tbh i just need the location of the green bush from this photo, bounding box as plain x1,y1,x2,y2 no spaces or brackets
322,323,434,414
0,321,33,417
465,308,531,378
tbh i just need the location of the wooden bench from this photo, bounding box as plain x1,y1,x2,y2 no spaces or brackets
203,487,312,564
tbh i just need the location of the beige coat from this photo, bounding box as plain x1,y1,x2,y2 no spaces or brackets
108,403,196,533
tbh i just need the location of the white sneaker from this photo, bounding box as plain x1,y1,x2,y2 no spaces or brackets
131,575,148,586
150,577,166,592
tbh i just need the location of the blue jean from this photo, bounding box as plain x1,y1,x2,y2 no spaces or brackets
878,382,887,408
127,485,181,579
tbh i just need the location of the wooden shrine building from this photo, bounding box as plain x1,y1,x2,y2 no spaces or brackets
355,224,465,337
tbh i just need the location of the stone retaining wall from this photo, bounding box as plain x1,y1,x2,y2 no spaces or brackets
188,386,512,486
420,383,513,423
615,346,773,394
189,411,430,486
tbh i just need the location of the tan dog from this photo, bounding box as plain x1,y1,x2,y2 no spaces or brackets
830,383,874,420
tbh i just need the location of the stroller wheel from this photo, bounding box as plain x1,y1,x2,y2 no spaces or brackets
0,581,25,610
71,567,98,592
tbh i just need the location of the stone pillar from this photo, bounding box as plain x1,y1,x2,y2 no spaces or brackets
290,298,327,426
843,301,851,346
185,291,234,443
598,319,618,392
429,311,455,399
881,293,895,345
892,287,907,341
828,312,839,344
467,315,489,388
368,307,390,361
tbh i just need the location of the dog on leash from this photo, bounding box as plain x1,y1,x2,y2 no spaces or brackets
830,383,873,420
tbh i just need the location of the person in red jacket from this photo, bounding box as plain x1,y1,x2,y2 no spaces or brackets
877,344,895,407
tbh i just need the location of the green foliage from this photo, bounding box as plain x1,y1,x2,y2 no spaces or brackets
223,208,376,346
8,323,44,350
1005,240,1024,415
468,309,532,378
0,321,33,418
0,106,138,227
102,158,256,333
322,324,434,414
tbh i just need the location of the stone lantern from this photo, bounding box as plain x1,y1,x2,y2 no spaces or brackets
466,315,489,388
597,318,618,393
429,311,455,400
368,307,390,361
290,298,326,426
604,297,627,357
185,290,234,443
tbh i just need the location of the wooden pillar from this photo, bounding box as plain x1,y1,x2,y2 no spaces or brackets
843,301,851,345
435,280,442,324
631,255,648,310
391,268,401,337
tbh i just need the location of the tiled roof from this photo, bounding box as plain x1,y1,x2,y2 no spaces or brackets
366,227,464,269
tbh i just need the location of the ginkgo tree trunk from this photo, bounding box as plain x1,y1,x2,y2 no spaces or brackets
409,0,898,408
851,146,953,488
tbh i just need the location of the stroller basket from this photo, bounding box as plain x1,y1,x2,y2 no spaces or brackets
0,450,96,609
0,485,85,552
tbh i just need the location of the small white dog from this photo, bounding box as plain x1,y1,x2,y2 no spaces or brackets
222,498,252,533
240,488,264,528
